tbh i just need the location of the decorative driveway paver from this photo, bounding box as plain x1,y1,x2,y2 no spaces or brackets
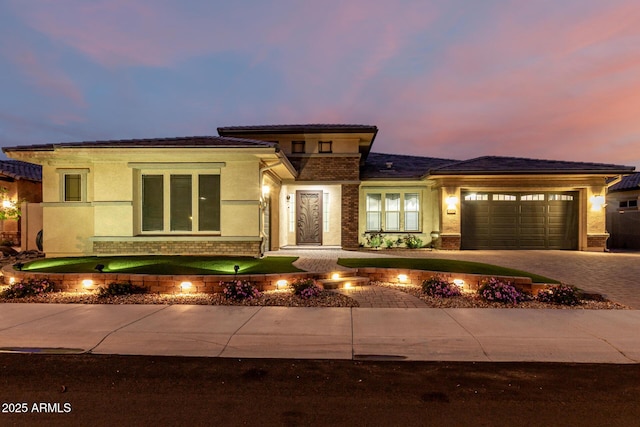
268,249,640,309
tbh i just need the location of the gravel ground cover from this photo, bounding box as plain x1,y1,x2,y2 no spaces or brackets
376,282,628,310
0,283,628,309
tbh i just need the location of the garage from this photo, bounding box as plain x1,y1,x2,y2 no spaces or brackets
461,191,578,250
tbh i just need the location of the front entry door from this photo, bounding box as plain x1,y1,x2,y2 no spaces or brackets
296,190,323,245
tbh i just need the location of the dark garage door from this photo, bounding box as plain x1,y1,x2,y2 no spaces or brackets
461,192,578,250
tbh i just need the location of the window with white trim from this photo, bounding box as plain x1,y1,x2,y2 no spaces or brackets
365,192,420,232
619,199,638,209
404,193,420,231
366,194,382,231
58,169,88,202
385,194,400,231
141,172,220,233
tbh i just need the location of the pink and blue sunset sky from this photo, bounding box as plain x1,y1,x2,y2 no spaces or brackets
1,0,639,168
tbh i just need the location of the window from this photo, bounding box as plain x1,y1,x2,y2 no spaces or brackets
141,172,220,233
365,192,420,232
64,174,82,201
366,194,382,231
549,194,574,201
58,169,88,202
521,194,545,201
323,192,330,232
464,193,488,201
404,193,420,231
319,141,333,153
493,194,517,201
620,200,638,209
292,141,305,154
385,194,400,231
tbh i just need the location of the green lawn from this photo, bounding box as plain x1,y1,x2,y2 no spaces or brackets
20,256,303,275
337,258,559,284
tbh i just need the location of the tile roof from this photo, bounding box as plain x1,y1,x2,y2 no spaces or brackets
430,156,635,174
218,124,378,135
609,173,640,192
2,136,279,152
361,152,457,179
0,160,42,181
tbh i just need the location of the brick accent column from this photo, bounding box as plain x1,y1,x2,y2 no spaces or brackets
586,234,608,252
440,234,461,250
341,184,359,249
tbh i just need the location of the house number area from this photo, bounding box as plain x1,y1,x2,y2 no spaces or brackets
2,402,72,414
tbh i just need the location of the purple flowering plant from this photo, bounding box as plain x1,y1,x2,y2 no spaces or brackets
222,280,261,301
536,284,581,306
290,278,322,298
478,277,529,305
421,276,462,298
1,279,55,299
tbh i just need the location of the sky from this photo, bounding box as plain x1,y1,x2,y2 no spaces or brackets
1,0,639,168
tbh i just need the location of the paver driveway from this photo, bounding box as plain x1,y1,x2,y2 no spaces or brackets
268,249,640,309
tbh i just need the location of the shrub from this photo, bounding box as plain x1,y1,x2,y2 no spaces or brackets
290,278,322,298
97,282,147,298
364,232,384,248
478,277,527,304
222,280,261,301
422,276,462,298
536,284,581,306
1,279,55,298
403,234,423,249
384,238,395,249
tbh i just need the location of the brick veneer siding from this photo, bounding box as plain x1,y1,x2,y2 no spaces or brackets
586,234,608,252
93,240,261,257
341,184,359,249
289,156,360,181
440,235,461,250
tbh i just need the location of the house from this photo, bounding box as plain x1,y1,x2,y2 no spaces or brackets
606,173,640,250
3,124,635,257
0,160,42,246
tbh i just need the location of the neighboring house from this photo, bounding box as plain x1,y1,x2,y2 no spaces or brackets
606,173,640,250
0,160,42,246
3,124,635,257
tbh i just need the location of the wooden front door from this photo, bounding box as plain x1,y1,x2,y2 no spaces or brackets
296,190,323,245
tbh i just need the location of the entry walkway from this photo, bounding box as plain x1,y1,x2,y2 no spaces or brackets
333,285,428,308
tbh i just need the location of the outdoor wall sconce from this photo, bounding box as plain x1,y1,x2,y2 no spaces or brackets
262,185,270,196
445,196,458,214
590,195,606,211
94,264,105,273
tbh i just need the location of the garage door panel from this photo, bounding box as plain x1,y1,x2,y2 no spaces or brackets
461,191,578,250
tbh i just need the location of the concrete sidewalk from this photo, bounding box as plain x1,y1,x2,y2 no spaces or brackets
1,303,639,363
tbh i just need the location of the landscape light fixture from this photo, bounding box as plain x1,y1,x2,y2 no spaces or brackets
234,265,240,274
14,262,23,271
94,264,105,273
